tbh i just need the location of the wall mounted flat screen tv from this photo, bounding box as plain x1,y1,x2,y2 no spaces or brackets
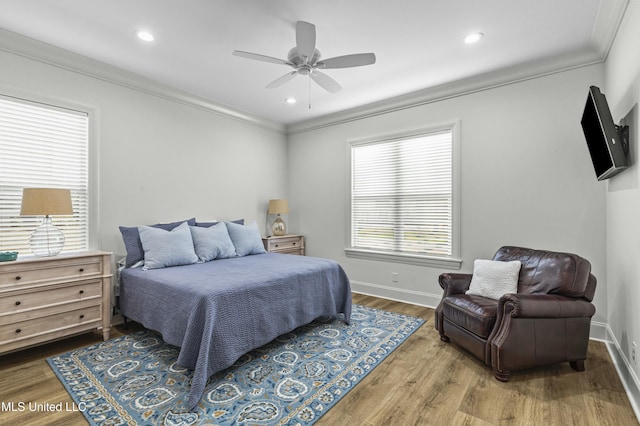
581,85,628,181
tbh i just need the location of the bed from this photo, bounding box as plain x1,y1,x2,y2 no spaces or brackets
119,251,352,410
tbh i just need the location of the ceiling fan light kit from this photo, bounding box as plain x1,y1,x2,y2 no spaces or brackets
232,21,376,95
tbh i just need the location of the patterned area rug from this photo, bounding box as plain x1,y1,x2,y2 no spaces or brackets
47,304,424,425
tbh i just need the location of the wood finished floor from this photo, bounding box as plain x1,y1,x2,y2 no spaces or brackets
0,293,637,425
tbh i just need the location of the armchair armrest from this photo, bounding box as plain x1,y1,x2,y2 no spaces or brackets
498,293,596,318
490,292,596,377
439,273,473,296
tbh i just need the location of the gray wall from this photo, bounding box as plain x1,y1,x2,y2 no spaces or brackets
0,41,288,260
604,1,640,387
288,64,608,322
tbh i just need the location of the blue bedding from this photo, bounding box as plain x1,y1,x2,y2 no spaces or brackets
119,252,352,410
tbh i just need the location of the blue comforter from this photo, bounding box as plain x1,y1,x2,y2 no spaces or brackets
119,253,352,410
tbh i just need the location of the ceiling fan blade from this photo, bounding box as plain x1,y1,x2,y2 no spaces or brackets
266,71,298,89
296,21,316,63
232,50,291,66
310,70,342,93
318,53,376,69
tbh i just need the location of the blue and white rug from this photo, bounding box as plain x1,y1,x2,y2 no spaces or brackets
47,304,424,425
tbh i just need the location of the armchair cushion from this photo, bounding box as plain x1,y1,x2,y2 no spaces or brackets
466,259,521,300
442,295,499,338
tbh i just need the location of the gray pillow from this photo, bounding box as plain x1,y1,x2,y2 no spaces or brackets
225,221,267,257
189,222,237,261
119,218,195,268
138,221,198,269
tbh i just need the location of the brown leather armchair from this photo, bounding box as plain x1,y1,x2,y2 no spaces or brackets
435,246,597,381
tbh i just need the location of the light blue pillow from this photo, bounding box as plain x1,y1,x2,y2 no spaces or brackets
225,221,267,257
138,221,198,269
189,222,236,261
119,218,196,268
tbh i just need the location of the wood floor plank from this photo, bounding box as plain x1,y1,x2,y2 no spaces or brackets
317,294,639,426
0,293,637,425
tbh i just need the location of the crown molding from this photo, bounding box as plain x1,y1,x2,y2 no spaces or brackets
1,0,628,138
590,0,630,60
287,49,604,135
0,29,286,134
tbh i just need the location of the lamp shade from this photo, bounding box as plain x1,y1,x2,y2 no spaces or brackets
268,199,289,215
20,188,73,216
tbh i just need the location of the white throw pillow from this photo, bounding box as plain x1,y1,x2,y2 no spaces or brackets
465,259,521,300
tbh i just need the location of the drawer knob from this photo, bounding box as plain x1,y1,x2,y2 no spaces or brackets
15,276,21,281
79,290,85,295
79,314,85,319
15,301,21,306
275,244,279,248
293,242,297,245
79,268,85,272
15,328,21,334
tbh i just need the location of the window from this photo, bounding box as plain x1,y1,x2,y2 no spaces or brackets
0,95,89,254
347,124,461,268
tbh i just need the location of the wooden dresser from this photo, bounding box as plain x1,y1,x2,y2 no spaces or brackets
262,234,305,255
0,251,112,355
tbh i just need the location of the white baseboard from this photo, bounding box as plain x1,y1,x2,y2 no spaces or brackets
350,280,442,308
602,325,640,422
352,280,640,424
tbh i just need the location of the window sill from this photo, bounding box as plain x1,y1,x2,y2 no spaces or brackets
344,248,462,269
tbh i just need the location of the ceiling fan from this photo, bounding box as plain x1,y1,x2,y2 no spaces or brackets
232,21,376,94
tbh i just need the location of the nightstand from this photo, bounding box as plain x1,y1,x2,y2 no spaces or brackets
0,251,112,354
262,235,305,255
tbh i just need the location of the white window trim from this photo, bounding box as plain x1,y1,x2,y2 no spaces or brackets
0,85,100,251
345,121,462,269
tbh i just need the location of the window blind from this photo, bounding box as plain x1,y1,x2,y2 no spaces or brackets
0,95,89,253
351,131,453,257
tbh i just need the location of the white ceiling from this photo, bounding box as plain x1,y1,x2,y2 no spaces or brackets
0,0,628,126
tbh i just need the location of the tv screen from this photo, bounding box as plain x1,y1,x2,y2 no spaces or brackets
581,86,628,180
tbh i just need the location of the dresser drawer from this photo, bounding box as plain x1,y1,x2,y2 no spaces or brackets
276,247,304,255
271,237,300,250
0,304,102,344
268,236,303,251
0,280,102,315
0,257,102,288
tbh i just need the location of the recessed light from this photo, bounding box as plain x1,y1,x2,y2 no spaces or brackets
135,30,155,42
284,97,297,104
464,32,484,44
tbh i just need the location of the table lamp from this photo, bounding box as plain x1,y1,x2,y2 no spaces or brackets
20,188,73,257
268,199,289,236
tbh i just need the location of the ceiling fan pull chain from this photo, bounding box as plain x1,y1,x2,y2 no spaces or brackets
309,76,312,109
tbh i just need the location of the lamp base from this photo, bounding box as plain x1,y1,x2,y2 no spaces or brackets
272,216,286,236
30,217,65,257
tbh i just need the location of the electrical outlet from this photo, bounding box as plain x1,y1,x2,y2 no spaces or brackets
392,272,399,283
633,342,637,365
